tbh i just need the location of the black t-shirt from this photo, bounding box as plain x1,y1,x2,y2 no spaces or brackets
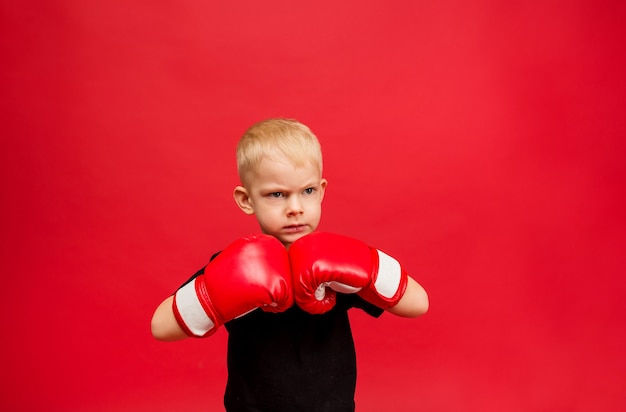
181,258,384,412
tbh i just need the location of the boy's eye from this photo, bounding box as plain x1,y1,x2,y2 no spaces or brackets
269,192,283,198
304,187,314,195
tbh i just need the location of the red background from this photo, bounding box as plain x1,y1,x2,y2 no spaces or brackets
2,1,625,411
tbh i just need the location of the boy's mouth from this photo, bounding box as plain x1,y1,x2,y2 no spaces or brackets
283,224,306,233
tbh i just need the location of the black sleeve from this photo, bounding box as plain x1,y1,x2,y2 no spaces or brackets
175,251,221,291
337,293,385,318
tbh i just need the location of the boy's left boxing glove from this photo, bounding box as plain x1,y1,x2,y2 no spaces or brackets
289,232,408,314
173,234,293,337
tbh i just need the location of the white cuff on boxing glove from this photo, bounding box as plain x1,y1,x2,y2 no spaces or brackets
373,250,404,299
173,279,216,337
358,249,407,308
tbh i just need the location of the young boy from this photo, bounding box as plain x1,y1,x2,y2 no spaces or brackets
151,118,429,411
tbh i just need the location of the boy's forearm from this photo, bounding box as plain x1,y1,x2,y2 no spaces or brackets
151,296,189,341
386,276,429,318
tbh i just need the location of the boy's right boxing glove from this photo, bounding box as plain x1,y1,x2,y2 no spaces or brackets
173,234,293,337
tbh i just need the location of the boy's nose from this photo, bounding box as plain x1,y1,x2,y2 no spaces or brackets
287,196,304,215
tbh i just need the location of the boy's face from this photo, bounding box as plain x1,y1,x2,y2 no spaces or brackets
234,153,327,247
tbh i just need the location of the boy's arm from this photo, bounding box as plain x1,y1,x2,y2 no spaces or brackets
151,296,188,341
386,276,429,317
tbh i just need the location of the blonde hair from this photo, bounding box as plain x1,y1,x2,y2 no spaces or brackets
236,118,323,184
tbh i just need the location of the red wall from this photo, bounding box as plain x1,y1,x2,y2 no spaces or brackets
2,1,625,410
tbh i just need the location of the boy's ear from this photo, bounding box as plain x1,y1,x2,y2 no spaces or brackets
233,186,255,215
319,178,328,202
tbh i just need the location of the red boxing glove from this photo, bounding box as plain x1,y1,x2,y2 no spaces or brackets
173,234,293,337
289,232,408,314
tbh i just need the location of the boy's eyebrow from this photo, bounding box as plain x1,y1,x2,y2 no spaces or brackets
257,179,321,192
299,179,323,189
256,183,289,192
